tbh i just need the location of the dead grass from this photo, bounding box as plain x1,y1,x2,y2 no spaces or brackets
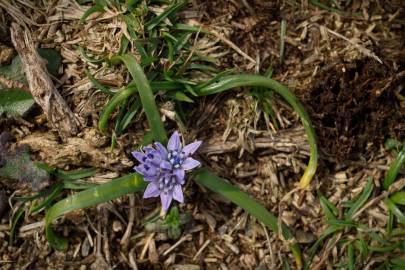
0,0,404,269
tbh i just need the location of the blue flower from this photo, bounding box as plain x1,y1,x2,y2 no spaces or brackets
132,131,202,212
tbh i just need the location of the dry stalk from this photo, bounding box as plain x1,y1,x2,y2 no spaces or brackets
10,23,80,139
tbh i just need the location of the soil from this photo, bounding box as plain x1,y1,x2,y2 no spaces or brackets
301,58,404,160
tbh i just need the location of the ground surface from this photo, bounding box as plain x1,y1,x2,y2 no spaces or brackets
0,0,404,269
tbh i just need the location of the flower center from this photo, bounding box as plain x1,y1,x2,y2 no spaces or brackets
168,151,183,168
158,175,176,193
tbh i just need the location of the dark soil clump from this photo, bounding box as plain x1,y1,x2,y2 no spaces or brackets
300,59,404,160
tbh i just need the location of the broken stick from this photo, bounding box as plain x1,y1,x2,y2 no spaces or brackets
10,23,80,139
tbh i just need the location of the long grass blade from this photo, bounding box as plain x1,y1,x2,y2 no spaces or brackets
110,54,168,143
195,75,318,188
45,174,147,251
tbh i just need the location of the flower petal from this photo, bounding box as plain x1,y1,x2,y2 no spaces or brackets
134,165,146,175
160,160,172,170
160,191,173,212
167,131,181,151
131,151,146,163
154,142,168,158
182,141,202,156
173,169,185,184
143,146,155,153
144,175,158,182
181,157,200,170
172,185,184,203
143,183,160,198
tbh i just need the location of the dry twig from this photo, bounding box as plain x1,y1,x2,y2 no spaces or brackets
10,23,80,139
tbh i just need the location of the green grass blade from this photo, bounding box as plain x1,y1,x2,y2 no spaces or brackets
345,177,374,220
309,0,342,14
45,173,147,251
367,241,403,252
9,207,25,245
348,242,355,270
385,198,405,225
387,210,394,235
279,19,287,64
383,144,405,190
99,86,137,133
29,183,64,214
173,23,210,34
355,236,369,259
110,54,168,143
282,258,292,270
115,99,141,135
57,167,97,181
193,168,302,269
84,69,114,95
80,4,104,23
195,75,318,188
78,47,105,64
304,225,341,270
390,191,405,206
98,81,182,134
145,1,187,31
319,193,338,220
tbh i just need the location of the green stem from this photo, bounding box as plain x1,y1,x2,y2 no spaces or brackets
196,75,318,188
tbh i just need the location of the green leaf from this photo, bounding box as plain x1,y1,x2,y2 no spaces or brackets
383,144,405,190
84,69,113,95
56,167,97,181
193,168,302,269
145,1,187,31
319,193,338,220
110,54,168,144
367,240,403,252
345,178,374,220
80,4,105,23
45,173,147,251
348,242,355,270
0,56,26,87
354,236,369,259
0,89,34,116
304,225,341,270
38,48,61,76
29,183,64,214
387,210,394,235
390,192,405,206
279,19,287,64
9,207,25,245
76,0,93,4
0,48,60,90
384,138,402,151
115,98,141,135
167,91,194,103
0,145,50,190
385,198,405,225
195,74,318,188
